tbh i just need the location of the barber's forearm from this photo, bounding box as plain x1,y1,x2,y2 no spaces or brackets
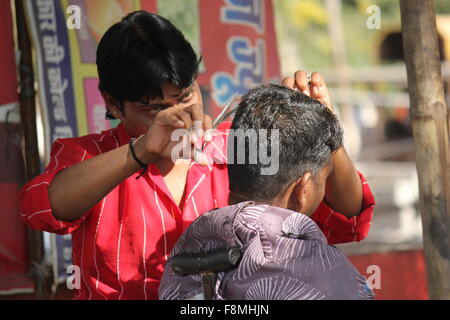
324,147,363,218
48,140,158,222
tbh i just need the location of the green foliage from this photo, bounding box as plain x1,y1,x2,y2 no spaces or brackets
435,0,450,14
157,0,200,54
274,0,332,70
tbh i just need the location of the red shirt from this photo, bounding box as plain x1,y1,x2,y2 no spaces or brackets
19,122,375,300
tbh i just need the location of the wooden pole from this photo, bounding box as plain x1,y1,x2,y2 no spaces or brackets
400,0,450,299
15,0,52,299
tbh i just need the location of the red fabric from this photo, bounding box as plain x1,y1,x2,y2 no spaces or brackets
0,184,33,293
0,0,33,294
348,250,428,300
19,122,375,300
197,0,281,117
140,0,157,13
0,0,18,106
0,124,32,294
311,172,375,245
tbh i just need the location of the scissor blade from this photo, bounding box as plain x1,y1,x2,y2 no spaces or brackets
212,96,239,128
201,96,239,151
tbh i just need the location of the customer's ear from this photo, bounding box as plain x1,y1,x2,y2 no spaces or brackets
295,172,312,213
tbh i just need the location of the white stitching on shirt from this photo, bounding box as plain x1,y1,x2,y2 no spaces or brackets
91,139,102,155
325,210,333,224
25,182,49,192
152,180,168,262
81,150,87,162
93,197,108,299
53,140,65,170
26,209,52,220
192,196,199,218
117,218,124,300
185,174,206,205
80,221,92,300
141,206,148,300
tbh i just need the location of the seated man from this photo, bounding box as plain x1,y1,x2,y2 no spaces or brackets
159,84,374,300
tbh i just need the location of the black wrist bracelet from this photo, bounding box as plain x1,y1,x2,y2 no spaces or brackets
129,138,147,179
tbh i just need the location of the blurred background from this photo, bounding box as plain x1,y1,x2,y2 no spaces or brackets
273,0,450,300
1,0,450,300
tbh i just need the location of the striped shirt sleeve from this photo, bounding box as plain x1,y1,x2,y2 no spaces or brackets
310,171,375,245
19,138,91,235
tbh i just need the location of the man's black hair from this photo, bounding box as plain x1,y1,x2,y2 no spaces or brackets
96,11,201,118
228,83,344,202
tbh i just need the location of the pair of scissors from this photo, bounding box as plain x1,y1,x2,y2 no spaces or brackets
201,96,240,151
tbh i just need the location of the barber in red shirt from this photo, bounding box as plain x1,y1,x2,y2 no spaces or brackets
20,11,374,300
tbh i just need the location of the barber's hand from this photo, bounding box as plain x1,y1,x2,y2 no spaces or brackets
134,103,213,164
282,70,332,111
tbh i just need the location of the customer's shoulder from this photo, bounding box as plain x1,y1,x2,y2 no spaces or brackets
200,203,240,220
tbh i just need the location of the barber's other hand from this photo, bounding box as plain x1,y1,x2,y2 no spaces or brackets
282,70,333,111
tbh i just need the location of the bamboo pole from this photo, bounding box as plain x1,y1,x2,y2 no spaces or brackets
15,0,52,299
400,0,450,299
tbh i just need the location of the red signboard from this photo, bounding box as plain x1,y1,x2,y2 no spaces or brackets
197,0,281,116
0,0,34,295
0,0,18,106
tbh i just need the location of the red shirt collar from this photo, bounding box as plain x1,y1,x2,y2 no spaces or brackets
116,123,131,146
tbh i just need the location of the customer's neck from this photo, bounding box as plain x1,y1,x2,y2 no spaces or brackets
228,191,287,208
